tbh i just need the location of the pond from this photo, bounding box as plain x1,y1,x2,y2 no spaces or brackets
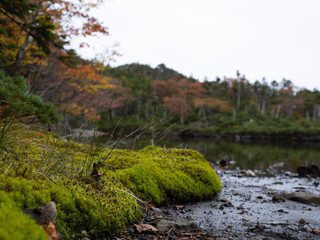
109,137,320,173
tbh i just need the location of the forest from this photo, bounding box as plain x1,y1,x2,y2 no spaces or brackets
1,1,320,138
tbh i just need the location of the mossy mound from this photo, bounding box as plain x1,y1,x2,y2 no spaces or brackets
105,146,222,205
0,191,48,240
0,175,141,239
0,129,221,239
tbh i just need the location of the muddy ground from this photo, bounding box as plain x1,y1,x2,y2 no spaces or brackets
113,169,320,240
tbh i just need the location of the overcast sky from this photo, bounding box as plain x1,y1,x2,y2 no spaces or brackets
72,0,320,90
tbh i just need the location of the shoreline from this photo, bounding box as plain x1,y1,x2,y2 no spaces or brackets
114,169,320,240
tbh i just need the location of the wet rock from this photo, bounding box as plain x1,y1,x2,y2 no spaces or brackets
270,162,285,169
277,209,288,213
246,170,256,177
283,192,320,205
151,207,163,214
248,222,266,233
284,171,292,176
23,202,57,225
156,218,197,232
237,205,244,210
272,195,285,203
273,181,283,185
220,196,229,202
222,202,234,208
297,165,320,177
219,156,229,167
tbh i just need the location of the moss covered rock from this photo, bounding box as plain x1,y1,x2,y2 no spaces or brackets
0,130,221,239
105,146,222,205
0,191,48,240
0,176,141,239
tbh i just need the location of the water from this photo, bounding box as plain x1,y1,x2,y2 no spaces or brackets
162,139,320,173
109,137,320,173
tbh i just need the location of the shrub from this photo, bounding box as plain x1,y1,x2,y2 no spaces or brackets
0,71,60,123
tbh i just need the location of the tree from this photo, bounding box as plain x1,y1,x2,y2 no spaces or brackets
0,0,108,77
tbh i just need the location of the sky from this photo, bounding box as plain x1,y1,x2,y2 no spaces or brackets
72,0,320,90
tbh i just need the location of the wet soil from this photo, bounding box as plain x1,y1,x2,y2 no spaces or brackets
113,170,320,240
182,169,320,239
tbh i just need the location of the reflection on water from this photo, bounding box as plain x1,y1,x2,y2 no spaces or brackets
162,139,320,172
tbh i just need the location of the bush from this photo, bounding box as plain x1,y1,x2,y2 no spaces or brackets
0,71,60,123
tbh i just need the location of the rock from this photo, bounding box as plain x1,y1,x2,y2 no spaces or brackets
237,205,244,210
246,170,256,177
222,202,234,208
156,218,197,232
297,165,320,177
81,238,91,240
284,171,292,176
283,192,320,205
151,207,163,214
23,202,57,225
220,197,228,202
219,156,229,167
272,195,285,203
270,162,285,168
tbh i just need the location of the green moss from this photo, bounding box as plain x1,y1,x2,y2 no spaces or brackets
1,129,221,238
0,175,141,239
0,191,48,240
105,146,222,205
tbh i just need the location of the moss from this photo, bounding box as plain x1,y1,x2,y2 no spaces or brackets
105,146,222,205
1,129,221,238
0,191,48,240
0,176,141,239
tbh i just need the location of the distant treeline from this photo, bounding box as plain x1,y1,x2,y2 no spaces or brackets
96,63,320,134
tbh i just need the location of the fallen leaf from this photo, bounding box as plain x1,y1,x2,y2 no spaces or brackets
134,223,158,233
42,222,59,240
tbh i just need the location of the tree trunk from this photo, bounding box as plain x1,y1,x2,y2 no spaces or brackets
237,78,241,111
180,106,184,125
163,106,167,120
276,105,281,118
145,102,149,118
13,34,30,76
261,100,266,114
